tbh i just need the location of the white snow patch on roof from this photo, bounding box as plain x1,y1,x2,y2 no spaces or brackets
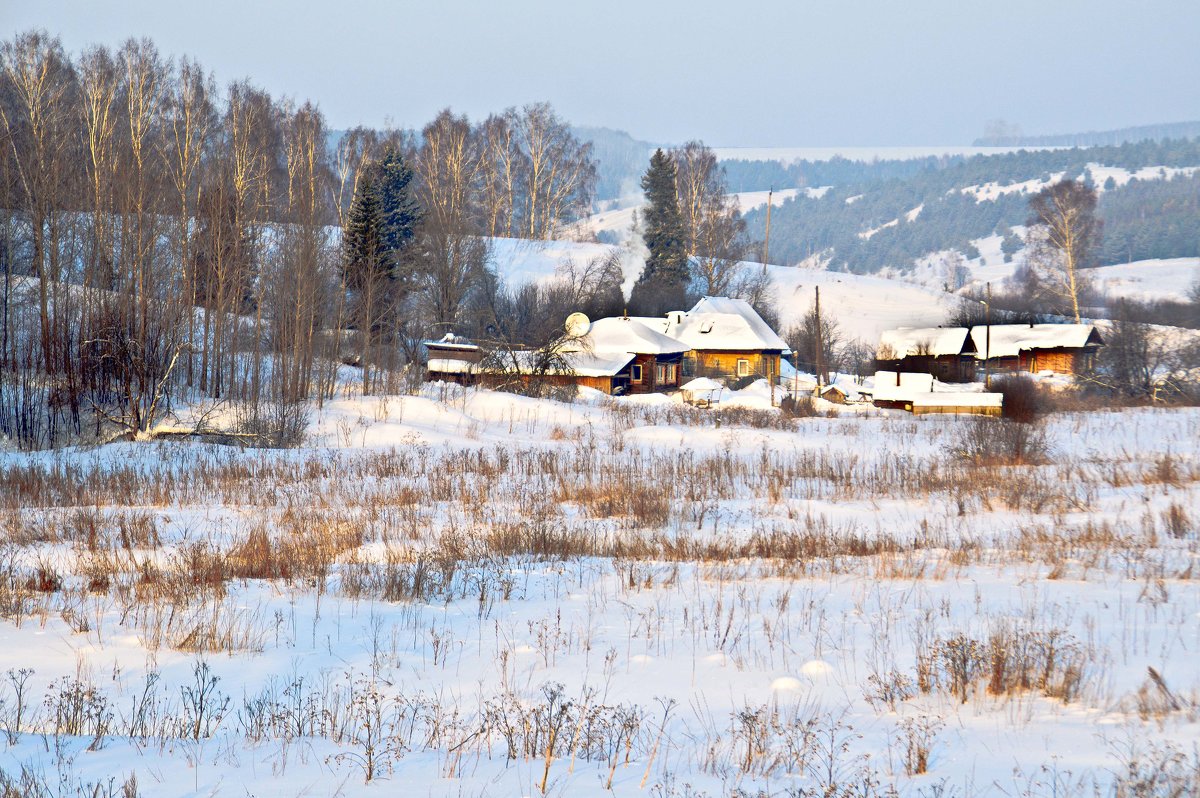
575,316,689,356
666,296,788,352
869,371,935,402
970,324,1101,358
878,327,972,358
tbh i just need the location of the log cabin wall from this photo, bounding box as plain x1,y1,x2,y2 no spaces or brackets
685,351,781,382
627,353,657,394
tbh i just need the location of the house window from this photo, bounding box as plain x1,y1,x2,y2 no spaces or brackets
656,363,677,384
736,359,751,377
631,364,643,382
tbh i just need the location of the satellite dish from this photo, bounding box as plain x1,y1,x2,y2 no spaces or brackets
565,312,591,337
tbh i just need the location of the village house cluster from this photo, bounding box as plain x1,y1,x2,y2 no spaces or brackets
425,297,786,396
424,297,1106,415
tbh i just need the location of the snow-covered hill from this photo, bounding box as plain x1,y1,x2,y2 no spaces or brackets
488,236,965,344
1085,258,1200,303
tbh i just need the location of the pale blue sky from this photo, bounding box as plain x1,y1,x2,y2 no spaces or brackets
6,0,1198,145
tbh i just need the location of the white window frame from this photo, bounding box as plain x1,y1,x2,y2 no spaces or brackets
736,358,751,377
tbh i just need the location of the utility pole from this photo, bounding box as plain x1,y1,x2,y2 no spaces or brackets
762,187,773,267
985,282,992,390
984,282,993,391
814,285,824,389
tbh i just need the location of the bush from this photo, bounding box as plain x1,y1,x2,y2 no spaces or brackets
234,399,310,448
993,376,1044,423
955,417,1051,466
780,394,818,418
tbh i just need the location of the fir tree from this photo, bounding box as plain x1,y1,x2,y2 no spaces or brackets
342,170,385,290
341,170,392,393
377,145,421,277
631,149,689,314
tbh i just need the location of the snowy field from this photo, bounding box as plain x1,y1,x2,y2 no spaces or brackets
1,386,1199,796
1084,258,1200,304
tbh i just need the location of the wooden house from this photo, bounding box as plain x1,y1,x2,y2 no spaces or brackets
424,335,484,386
875,327,977,383
423,316,687,396
970,324,1104,375
910,393,1002,417
659,297,788,384
564,316,688,395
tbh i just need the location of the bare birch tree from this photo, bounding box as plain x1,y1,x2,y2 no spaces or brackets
1027,179,1101,324
514,103,595,239
415,109,487,327
161,55,216,386
0,31,78,375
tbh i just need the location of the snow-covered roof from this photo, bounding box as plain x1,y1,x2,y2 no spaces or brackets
573,317,689,357
424,332,480,352
663,297,788,352
562,352,637,377
878,327,974,358
429,350,634,379
970,324,1103,359
623,316,672,334
680,377,724,392
501,350,635,378
869,371,935,402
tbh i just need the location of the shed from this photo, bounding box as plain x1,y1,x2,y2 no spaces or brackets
910,392,1003,417
876,326,977,382
970,323,1104,375
869,371,936,409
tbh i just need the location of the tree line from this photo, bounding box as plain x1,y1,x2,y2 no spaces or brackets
0,30,598,448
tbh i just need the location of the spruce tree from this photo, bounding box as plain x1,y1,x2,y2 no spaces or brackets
342,170,385,290
342,170,389,392
631,149,689,314
377,145,421,278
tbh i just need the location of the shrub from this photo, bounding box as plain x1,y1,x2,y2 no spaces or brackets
780,394,818,418
234,399,310,448
993,376,1044,423
955,417,1051,466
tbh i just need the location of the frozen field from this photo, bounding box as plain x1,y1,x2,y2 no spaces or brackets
0,388,1198,796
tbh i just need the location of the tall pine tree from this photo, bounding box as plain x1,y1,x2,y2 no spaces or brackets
377,145,421,280
631,149,689,315
341,149,422,393
342,170,385,291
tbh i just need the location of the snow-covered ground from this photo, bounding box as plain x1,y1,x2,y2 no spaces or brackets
1085,258,1200,303
1087,163,1200,191
2,385,1199,797
960,172,1067,203
959,163,1200,204
766,264,963,342
487,236,965,345
566,189,821,247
